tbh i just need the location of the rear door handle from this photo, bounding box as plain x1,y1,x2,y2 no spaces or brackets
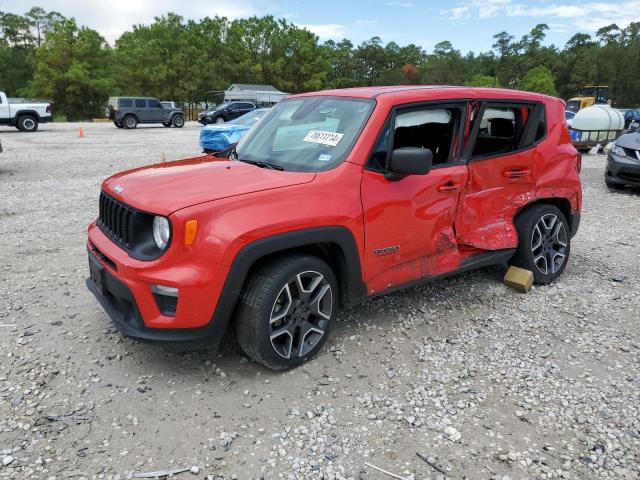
503,168,531,178
438,181,460,193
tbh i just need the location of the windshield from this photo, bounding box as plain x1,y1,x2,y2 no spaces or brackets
235,96,375,172
234,109,270,126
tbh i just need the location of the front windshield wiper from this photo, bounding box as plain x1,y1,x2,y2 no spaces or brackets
217,143,284,171
237,158,284,171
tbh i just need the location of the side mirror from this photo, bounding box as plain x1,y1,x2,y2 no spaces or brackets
385,147,433,180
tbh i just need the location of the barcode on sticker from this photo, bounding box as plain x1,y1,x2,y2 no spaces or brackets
303,130,344,147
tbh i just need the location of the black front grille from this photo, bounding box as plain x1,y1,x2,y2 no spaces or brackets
98,192,137,248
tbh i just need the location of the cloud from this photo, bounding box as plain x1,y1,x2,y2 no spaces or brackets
0,0,258,44
356,19,379,26
298,23,346,39
441,0,640,33
384,1,415,7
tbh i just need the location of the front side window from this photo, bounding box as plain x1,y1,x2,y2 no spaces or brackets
236,96,375,172
368,107,460,171
148,99,162,108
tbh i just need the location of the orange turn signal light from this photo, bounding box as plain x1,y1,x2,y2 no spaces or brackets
184,220,198,246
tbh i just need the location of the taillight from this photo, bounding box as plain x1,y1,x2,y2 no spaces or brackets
576,153,582,173
46,105,51,113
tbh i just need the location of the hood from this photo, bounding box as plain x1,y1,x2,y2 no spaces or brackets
102,156,316,216
616,131,640,149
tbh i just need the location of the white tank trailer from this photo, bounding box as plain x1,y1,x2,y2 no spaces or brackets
569,105,625,151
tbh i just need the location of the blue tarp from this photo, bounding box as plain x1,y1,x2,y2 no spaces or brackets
199,124,251,151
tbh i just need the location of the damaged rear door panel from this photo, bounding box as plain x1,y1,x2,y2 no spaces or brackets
455,101,546,250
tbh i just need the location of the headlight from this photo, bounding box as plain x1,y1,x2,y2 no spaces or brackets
611,144,623,156
152,216,171,249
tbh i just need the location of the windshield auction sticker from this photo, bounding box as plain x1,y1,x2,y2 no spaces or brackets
303,130,344,147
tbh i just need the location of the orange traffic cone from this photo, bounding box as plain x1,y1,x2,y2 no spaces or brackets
78,127,85,138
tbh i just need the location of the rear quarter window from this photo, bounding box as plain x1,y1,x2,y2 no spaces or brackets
119,98,133,108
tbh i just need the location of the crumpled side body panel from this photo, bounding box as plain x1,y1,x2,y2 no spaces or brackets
455,98,581,251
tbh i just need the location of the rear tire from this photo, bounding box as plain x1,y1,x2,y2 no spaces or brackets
509,204,570,284
123,115,137,129
235,255,337,370
17,114,38,132
172,115,185,128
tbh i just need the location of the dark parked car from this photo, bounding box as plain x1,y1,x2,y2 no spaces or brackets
197,102,256,125
606,130,640,189
106,97,185,129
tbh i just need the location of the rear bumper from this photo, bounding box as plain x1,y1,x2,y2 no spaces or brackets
39,116,52,123
606,151,640,187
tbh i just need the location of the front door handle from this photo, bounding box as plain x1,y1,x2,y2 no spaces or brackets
438,181,460,193
503,168,531,179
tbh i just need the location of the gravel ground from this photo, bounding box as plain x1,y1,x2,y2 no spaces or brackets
0,122,638,480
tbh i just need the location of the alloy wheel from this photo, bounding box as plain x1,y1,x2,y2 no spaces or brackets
23,118,36,131
530,213,568,275
269,271,332,359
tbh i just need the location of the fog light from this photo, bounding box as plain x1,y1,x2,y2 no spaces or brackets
151,284,178,297
151,284,178,316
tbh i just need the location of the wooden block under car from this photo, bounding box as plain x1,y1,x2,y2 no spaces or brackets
503,266,534,293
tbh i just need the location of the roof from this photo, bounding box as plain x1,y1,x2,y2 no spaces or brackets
292,85,557,103
227,84,284,93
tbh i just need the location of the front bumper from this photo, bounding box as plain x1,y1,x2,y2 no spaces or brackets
606,150,640,187
86,224,228,343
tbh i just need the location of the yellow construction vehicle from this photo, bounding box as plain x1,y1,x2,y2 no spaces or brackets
566,85,611,112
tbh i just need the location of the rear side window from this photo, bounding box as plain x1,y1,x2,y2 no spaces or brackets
471,103,545,158
135,99,147,108
119,98,133,108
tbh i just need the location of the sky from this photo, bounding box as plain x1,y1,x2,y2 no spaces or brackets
1,0,639,53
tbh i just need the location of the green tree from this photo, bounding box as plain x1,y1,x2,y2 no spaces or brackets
464,74,500,87
27,19,114,119
518,66,556,95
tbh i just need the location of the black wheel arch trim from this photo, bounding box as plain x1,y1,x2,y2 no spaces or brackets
513,197,580,238
16,110,42,122
206,226,366,349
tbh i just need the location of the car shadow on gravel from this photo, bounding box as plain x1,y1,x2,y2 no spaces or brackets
113,264,510,379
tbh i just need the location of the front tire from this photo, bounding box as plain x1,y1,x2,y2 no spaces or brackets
214,116,225,124
123,115,137,129
17,115,38,132
509,204,570,284
236,255,337,370
172,115,185,128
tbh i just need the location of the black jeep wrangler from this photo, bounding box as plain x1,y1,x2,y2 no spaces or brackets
106,97,185,129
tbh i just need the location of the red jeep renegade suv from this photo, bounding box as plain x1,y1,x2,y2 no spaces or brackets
87,86,582,369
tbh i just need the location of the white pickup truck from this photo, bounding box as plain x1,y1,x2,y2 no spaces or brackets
0,91,52,132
